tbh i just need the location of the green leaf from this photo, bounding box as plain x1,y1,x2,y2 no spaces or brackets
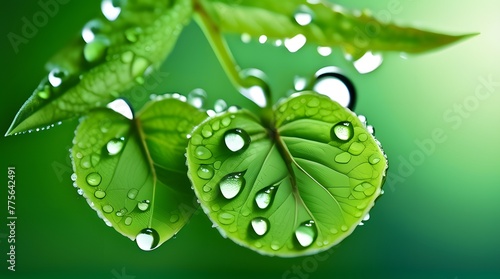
6,0,193,136
186,92,387,257
197,0,475,58
72,94,207,250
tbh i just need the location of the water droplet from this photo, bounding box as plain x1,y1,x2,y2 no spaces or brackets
341,225,348,232
221,117,232,127
358,133,368,142
82,19,106,43
101,0,121,21
294,76,308,91
255,185,278,209
294,5,314,26
317,46,332,57
77,188,84,196
137,200,150,211
353,51,383,74
84,36,110,63
239,68,270,108
71,173,77,181
348,142,365,155
367,125,375,135
313,67,356,109
251,217,269,236
241,33,251,43
48,68,67,88
258,35,268,44
131,57,150,78
363,213,370,222
86,172,102,186
102,204,114,213
170,214,179,223
116,208,127,217
197,165,214,180
271,242,281,251
94,189,106,199
331,122,354,142
214,99,227,113
285,34,307,53
106,137,125,155
369,154,380,165
121,50,134,63
125,27,142,43
37,86,51,99
136,228,160,251
334,152,351,164
187,88,207,109
194,146,213,160
106,99,133,120
203,185,212,193
224,129,250,152
124,216,133,226
219,172,246,200
295,220,317,248
127,189,138,200
218,212,235,225
201,125,213,138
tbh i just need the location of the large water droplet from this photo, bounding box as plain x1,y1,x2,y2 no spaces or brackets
106,137,125,155
255,185,278,209
101,0,121,21
86,172,102,186
137,200,150,211
313,67,356,109
353,51,383,74
219,172,246,200
106,98,133,120
187,88,207,109
294,5,314,26
136,228,160,251
48,68,67,88
251,217,269,236
194,146,213,160
224,129,250,152
285,34,307,53
84,36,110,63
331,121,354,142
239,69,270,108
295,220,317,248
197,165,214,180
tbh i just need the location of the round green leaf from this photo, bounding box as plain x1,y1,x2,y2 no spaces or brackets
186,92,387,257
72,95,206,250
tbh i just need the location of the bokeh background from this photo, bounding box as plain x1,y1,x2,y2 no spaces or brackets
1,0,499,278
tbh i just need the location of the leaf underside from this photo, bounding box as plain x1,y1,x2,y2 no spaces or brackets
186,92,388,257
6,0,193,136
72,95,206,250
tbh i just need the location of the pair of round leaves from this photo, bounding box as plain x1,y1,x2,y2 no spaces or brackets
187,91,387,257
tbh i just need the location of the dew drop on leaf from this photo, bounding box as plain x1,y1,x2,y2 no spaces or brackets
106,99,134,120
254,185,278,209
127,188,138,200
194,146,213,160
48,68,67,88
313,67,356,109
224,129,250,152
124,216,133,226
214,99,228,113
136,228,160,251
218,212,235,225
102,204,114,213
317,46,332,57
83,36,110,63
197,165,214,180
94,189,106,199
284,34,307,53
101,0,121,21
106,137,125,155
293,5,314,26
81,19,105,43
331,121,354,142
187,88,207,109
137,200,150,212
239,69,270,108
353,51,383,74
295,220,317,248
251,217,270,236
219,172,246,200
86,172,102,186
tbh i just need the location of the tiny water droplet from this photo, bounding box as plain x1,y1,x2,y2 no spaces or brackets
106,137,125,155
241,33,251,43
313,67,356,109
258,35,268,44
48,68,67,88
187,88,207,109
124,216,133,226
86,172,102,186
295,220,317,248
334,152,351,164
203,185,212,193
37,86,51,100
194,146,213,160
94,189,106,199
317,46,332,57
255,185,278,209
125,27,142,43
170,214,179,223
284,34,307,53
84,36,110,63
214,99,227,113
102,204,114,213
127,188,139,200
369,154,380,165
82,19,106,43
239,68,270,108
219,172,246,200
353,51,383,74
294,5,314,26
101,0,121,21
251,217,269,236
331,121,354,142
136,228,160,251
121,50,134,63
367,125,375,135
77,188,84,196
294,76,308,91
106,99,133,120
271,242,281,251
218,212,235,225
116,208,127,217
70,173,77,181
137,200,150,211
224,129,250,152
197,165,214,180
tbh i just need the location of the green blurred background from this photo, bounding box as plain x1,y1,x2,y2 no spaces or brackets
1,0,499,278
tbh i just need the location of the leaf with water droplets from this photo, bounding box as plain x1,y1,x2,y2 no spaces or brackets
197,0,475,58
186,92,388,256
72,94,206,250
6,0,193,136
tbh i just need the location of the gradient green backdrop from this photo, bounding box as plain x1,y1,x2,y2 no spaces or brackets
1,0,499,278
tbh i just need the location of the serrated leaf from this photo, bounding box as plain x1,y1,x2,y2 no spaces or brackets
6,0,193,136
72,95,206,250
198,0,474,58
186,92,387,257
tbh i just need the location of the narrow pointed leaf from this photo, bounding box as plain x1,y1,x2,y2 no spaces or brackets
197,0,474,58
72,95,206,250
186,92,387,257
6,0,193,136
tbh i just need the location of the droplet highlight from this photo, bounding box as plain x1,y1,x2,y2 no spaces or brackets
106,137,125,155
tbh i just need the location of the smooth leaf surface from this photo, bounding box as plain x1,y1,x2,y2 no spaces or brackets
72,95,206,250
197,0,474,58
187,92,387,256
6,0,193,136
